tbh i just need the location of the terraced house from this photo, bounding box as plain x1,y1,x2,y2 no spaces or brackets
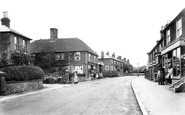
30,28,98,81
99,51,132,74
0,12,32,65
147,8,185,83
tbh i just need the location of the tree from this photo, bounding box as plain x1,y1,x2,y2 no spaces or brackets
34,42,55,69
0,33,10,68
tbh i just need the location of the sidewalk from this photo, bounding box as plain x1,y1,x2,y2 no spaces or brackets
0,84,71,102
132,76,185,115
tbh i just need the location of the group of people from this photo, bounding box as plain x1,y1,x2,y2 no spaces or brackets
157,62,173,85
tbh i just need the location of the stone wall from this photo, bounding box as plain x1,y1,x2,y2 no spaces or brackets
1,79,43,95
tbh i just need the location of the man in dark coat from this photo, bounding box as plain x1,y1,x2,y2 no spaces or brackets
158,65,165,85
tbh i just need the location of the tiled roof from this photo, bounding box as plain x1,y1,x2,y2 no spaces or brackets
100,55,130,65
30,38,98,56
0,25,32,40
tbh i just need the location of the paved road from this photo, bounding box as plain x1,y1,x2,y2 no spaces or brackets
0,76,142,115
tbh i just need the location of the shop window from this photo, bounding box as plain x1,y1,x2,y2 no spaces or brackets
172,48,181,77
176,18,182,38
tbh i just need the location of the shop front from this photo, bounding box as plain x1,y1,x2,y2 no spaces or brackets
162,45,185,81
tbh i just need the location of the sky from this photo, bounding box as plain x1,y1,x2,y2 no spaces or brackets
1,0,185,67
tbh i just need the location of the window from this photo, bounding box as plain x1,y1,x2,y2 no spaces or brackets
111,66,114,71
14,37,18,50
74,52,80,61
23,40,25,47
166,29,170,44
55,53,65,60
176,18,182,38
94,56,96,63
89,53,91,61
172,48,181,77
73,65,83,74
105,65,109,71
111,60,113,64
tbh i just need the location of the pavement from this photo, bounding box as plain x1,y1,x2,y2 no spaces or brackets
132,76,185,115
0,83,71,102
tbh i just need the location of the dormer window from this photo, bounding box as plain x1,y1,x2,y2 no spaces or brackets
176,18,182,38
166,29,170,44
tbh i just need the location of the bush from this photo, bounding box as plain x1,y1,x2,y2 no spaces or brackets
0,66,44,82
103,72,118,78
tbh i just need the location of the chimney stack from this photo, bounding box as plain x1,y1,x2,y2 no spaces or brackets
117,56,122,60
127,59,129,63
106,51,109,56
123,58,126,61
112,52,115,58
1,11,10,27
101,51,104,59
50,28,58,42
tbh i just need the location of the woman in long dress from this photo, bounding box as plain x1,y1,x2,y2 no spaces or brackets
74,72,78,84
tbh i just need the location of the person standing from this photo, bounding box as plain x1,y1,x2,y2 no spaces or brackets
166,62,173,84
74,71,78,84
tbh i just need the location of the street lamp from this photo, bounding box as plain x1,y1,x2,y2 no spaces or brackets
137,63,139,77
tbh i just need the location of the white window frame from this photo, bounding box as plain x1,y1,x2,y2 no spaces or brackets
166,29,170,44
89,53,91,61
74,52,80,61
176,18,182,38
73,65,83,74
14,37,18,50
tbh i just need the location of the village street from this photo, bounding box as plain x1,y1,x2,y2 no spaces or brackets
0,76,142,115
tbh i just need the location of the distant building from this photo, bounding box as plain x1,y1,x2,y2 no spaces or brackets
99,51,132,74
0,12,32,62
30,28,98,80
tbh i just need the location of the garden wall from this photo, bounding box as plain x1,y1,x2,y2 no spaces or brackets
0,78,43,95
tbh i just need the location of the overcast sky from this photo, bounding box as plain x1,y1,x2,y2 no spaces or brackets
1,0,185,67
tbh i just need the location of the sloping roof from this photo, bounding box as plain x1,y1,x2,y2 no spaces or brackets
99,54,130,65
30,38,98,56
0,25,32,40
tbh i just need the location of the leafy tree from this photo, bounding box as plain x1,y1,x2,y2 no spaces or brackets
0,33,10,68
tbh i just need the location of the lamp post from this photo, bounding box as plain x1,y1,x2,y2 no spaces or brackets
137,63,139,77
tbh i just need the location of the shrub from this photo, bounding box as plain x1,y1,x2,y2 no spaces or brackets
0,66,44,82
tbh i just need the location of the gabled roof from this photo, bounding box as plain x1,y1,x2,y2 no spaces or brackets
0,25,32,40
30,38,98,56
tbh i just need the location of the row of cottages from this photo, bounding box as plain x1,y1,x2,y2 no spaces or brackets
0,12,32,62
30,28,99,80
99,51,133,74
147,8,185,83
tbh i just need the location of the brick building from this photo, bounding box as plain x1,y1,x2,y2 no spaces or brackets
99,51,132,74
147,8,185,83
30,28,98,81
0,12,32,63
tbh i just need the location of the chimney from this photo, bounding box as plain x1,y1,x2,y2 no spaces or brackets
117,56,122,60
112,52,115,58
106,51,109,56
123,58,126,61
127,59,129,63
50,28,58,42
101,51,104,59
1,11,10,27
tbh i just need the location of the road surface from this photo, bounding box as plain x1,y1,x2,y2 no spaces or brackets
0,76,142,115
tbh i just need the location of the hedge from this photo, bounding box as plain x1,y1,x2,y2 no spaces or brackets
0,66,44,82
